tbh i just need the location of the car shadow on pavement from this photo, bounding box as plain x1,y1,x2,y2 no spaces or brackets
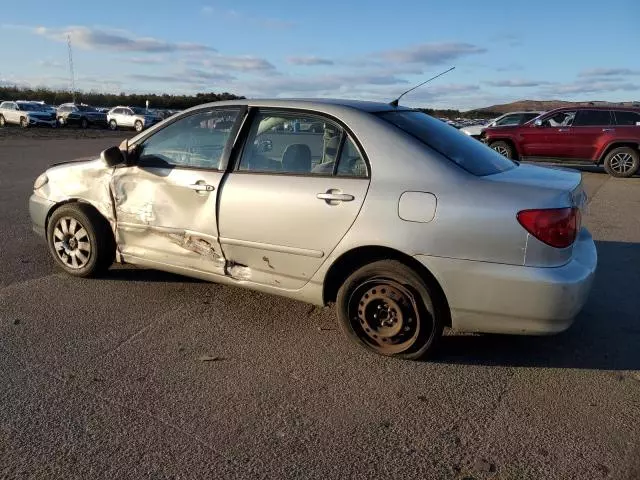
436,240,640,370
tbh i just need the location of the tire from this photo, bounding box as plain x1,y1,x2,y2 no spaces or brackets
46,203,115,278
336,260,444,360
0,115,5,127
489,140,514,159
20,117,28,128
109,119,118,130
603,147,639,178
57,117,65,127
80,117,88,129
134,120,143,132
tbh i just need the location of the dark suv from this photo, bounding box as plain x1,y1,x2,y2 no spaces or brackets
484,106,640,177
56,103,108,129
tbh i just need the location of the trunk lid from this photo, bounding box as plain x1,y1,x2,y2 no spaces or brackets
486,163,586,211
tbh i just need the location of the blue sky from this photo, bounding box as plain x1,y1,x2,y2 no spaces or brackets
1,0,638,110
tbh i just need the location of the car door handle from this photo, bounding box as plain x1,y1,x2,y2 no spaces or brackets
188,183,215,192
602,128,615,132
558,128,570,132
316,191,354,202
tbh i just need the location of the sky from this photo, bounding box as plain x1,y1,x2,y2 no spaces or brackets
0,0,638,110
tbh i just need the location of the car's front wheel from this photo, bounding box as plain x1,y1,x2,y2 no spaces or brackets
20,117,28,128
603,147,639,178
489,140,515,159
134,120,143,132
109,119,118,130
0,115,5,127
336,260,444,360
81,117,88,129
46,203,115,277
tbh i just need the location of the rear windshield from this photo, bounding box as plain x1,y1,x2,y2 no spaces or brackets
376,111,516,176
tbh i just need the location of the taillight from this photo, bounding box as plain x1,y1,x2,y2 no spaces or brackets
517,207,580,248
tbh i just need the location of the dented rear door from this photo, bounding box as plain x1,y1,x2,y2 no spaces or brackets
111,107,244,274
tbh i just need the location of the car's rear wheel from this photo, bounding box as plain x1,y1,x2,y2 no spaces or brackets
134,120,143,132
336,260,444,360
46,203,115,278
603,147,639,178
20,117,28,128
81,117,88,129
109,119,118,130
489,140,514,159
0,115,5,127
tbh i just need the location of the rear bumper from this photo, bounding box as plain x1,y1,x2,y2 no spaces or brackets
415,228,597,335
29,193,54,238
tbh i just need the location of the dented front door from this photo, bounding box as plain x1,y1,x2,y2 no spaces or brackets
111,108,242,275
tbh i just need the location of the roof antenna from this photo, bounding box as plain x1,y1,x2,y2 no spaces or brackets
390,66,455,107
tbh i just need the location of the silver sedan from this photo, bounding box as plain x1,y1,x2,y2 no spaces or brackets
29,99,597,360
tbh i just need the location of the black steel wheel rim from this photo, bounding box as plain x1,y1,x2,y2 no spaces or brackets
347,277,432,355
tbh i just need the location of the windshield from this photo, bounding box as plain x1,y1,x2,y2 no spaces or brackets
77,105,96,112
17,103,43,112
377,111,516,176
131,107,147,115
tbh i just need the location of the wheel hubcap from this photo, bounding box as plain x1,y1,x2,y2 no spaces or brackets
610,153,634,173
493,145,509,157
349,278,431,355
52,216,91,269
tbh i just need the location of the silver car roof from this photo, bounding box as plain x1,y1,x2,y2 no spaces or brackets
185,98,413,114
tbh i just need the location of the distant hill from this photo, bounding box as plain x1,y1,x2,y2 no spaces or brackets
467,99,640,116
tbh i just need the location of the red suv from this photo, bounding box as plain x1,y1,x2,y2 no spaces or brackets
483,106,640,177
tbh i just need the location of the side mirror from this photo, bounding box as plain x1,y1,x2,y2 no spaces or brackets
100,146,125,167
534,119,543,127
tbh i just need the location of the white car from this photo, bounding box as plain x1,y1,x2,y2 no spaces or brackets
0,101,57,128
461,111,543,138
107,106,160,132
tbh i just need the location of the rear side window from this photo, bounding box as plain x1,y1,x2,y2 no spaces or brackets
376,111,516,176
573,110,612,126
614,110,640,126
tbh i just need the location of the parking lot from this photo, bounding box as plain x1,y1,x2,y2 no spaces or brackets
0,130,639,479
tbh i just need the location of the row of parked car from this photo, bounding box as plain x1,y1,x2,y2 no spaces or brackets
0,100,180,132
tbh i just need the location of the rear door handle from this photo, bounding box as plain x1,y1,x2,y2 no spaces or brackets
189,183,215,192
558,128,570,132
317,190,354,202
602,128,615,132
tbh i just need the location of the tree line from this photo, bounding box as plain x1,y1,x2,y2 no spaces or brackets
0,86,244,110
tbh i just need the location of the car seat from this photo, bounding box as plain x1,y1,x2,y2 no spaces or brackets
282,144,312,173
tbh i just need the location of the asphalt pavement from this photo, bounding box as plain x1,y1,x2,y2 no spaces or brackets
1,129,639,480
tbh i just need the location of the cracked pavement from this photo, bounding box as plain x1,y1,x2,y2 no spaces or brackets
1,132,639,479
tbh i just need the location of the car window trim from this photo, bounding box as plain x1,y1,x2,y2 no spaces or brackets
127,105,246,172
229,106,371,179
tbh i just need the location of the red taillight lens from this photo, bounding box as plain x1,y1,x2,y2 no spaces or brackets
517,207,580,248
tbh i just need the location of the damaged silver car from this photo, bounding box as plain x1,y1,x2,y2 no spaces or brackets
29,99,597,359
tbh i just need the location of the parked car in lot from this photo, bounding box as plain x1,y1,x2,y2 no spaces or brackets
485,106,640,177
461,111,543,138
29,99,596,360
107,106,160,132
0,100,57,128
57,103,108,128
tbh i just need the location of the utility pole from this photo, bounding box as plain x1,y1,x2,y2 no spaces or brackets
67,35,76,103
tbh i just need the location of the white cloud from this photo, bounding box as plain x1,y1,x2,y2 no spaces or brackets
287,56,334,66
380,42,486,65
579,68,640,77
485,79,553,87
34,25,216,53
